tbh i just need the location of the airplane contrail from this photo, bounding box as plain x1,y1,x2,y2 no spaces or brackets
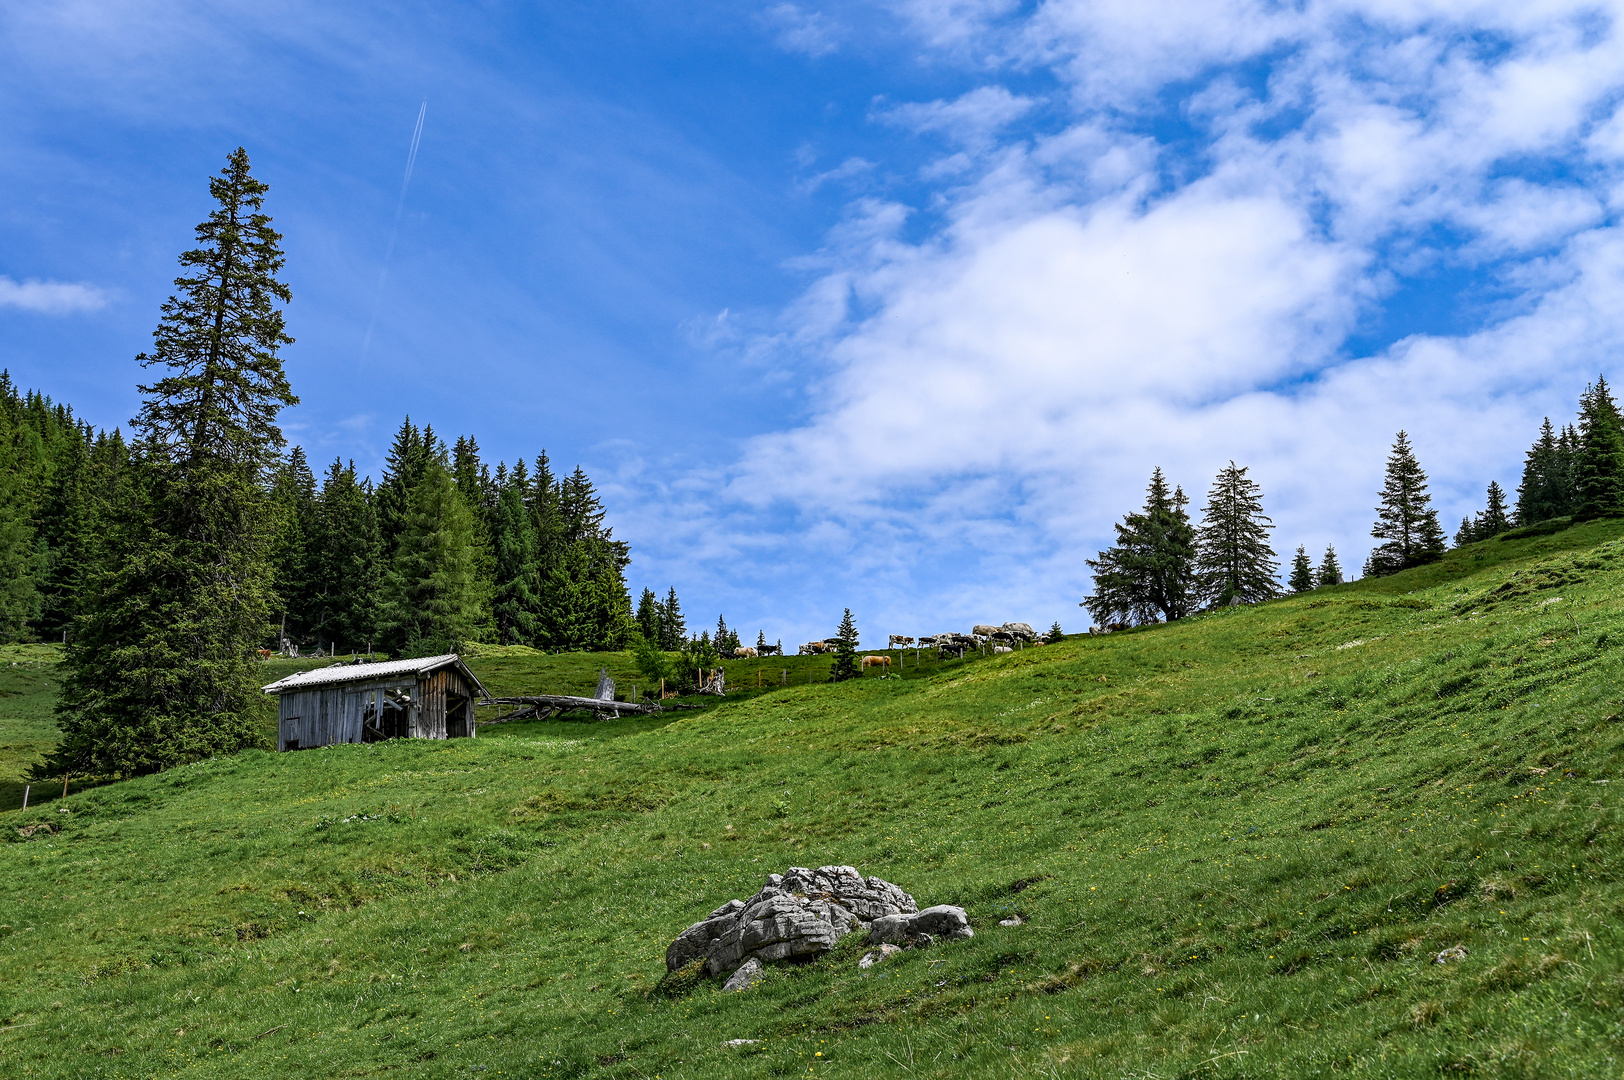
361,100,428,362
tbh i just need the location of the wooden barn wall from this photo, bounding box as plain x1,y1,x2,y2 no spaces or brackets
279,678,418,750
418,671,447,739
278,669,477,750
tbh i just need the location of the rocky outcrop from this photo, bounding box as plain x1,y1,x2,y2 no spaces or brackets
665,865,962,980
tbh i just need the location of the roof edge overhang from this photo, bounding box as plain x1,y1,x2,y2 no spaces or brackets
262,653,492,700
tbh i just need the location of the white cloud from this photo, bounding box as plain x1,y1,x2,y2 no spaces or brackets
888,0,1022,50
876,86,1037,150
762,3,842,57
795,155,876,194
0,276,109,314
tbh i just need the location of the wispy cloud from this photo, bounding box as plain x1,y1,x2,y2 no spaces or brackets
795,155,876,194
875,85,1037,149
0,276,109,314
762,3,842,57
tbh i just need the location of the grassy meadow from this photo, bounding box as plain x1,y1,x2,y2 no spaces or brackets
2,522,1624,1077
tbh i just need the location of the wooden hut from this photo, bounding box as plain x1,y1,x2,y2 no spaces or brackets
261,654,489,751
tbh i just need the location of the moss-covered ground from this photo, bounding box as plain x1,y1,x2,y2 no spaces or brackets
3,522,1624,1078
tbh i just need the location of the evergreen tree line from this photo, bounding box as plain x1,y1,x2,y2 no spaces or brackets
1085,376,1624,628
264,422,636,658
0,374,645,661
0,373,133,647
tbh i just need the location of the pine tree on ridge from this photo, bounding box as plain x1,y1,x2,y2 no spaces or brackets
1365,431,1446,577
1288,545,1314,593
1194,461,1279,606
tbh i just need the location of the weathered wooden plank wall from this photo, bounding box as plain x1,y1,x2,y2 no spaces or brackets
277,670,479,750
419,670,447,739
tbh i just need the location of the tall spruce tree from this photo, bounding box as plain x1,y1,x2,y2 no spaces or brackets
635,588,661,642
31,424,91,639
267,446,316,641
1463,479,1512,543
658,586,686,650
376,418,429,555
1084,468,1198,626
1316,544,1344,587
1516,418,1577,524
1365,431,1446,577
1575,376,1624,519
0,394,42,641
1288,545,1315,593
308,459,380,653
1480,480,1511,536
51,148,297,776
450,434,497,640
539,465,632,650
828,608,859,682
491,463,542,645
377,460,488,657
1194,462,1279,606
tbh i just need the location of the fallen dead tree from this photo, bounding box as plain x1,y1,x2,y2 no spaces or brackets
477,694,665,723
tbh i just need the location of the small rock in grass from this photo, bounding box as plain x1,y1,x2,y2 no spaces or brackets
724,1039,761,1046
859,944,902,968
868,905,972,947
998,915,1024,927
722,956,765,992
1434,945,1468,964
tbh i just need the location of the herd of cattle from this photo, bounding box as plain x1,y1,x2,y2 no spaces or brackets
794,621,1042,659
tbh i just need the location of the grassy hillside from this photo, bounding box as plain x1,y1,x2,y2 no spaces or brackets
3,522,1624,1078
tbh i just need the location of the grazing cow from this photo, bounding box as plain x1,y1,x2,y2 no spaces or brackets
862,655,892,670
972,624,1002,638
888,635,915,649
735,646,758,658
799,641,830,656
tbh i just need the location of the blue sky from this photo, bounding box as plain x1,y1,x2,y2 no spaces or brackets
4,1,1624,646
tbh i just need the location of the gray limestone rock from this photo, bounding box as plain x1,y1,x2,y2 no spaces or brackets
665,865,924,978
705,893,860,975
665,898,745,972
722,956,765,992
867,904,973,946
859,943,902,968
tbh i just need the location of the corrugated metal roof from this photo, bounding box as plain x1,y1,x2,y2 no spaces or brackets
260,654,483,695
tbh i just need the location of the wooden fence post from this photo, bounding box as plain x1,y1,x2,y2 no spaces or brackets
21,785,29,810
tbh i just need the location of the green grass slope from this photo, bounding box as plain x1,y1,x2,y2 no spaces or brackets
3,523,1624,1079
